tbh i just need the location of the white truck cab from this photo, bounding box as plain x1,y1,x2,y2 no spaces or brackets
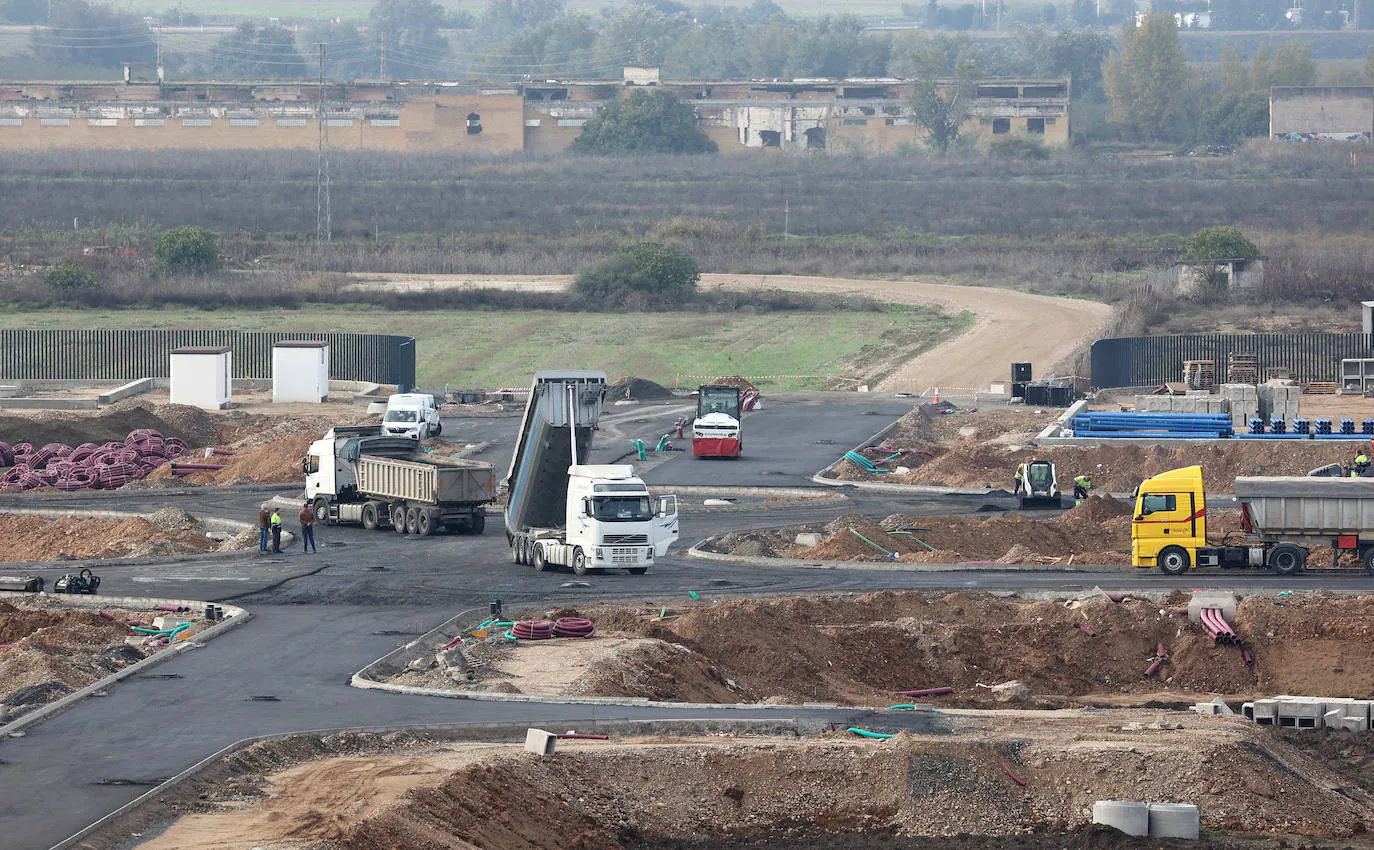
383,393,442,440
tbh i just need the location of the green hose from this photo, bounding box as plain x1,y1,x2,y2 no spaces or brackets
847,727,895,739
131,622,191,636
885,704,918,711
886,531,937,552
848,528,895,558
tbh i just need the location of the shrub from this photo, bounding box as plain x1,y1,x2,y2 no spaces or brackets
43,259,97,293
574,240,700,304
1182,226,1260,262
987,135,1051,161
155,225,221,275
572,90,717,155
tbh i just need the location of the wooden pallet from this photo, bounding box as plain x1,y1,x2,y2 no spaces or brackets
1304,381,1339,395
1227,353,1259,384
1183,360,1216,391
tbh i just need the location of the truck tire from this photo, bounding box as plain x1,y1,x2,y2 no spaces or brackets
1157,546,1190,576
312,497,330,524
1268,543,1306,575
432,421,443,436
516,537,528,565
572,547,589,576
1364,547,1374,575
532,543,549,572
405,507,420,535
361,502,380,530
510,540,522,564
469,513,485,535
417,510,435,536
391,505,408,534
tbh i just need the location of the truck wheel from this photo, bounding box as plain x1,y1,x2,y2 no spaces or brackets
510,540,522,564
1157,546,1190,576
361,503,379,530
312,497,330,524
417,510,435,536
532,544,549,572
405,507,420,535
391,505,408,534
516,537,529,565
432,421,443,436
469,513,485,535
572,548,588,576
1268,543,1306,575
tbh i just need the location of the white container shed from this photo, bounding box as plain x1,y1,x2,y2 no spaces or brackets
272,340,330,404
169,345,232,410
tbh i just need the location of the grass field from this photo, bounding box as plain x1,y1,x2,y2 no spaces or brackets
0,305,970,389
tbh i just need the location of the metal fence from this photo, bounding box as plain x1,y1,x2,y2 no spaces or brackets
0,330,416,386
1091,333,1374,388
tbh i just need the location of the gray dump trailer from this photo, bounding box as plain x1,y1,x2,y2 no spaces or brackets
1233,476,1374,573
305,425,495,536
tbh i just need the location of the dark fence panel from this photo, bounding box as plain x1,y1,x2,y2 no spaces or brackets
1091,333,1374,388
0,330,416,386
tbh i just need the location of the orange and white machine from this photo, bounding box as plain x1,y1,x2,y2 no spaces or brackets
692,384,743,458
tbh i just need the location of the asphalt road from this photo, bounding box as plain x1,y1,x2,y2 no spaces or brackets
1,395,1371,850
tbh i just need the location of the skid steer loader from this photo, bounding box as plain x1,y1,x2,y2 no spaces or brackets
1016,459,1062,509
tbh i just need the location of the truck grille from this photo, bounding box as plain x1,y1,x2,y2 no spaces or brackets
610,547,646,564
603,534,648,545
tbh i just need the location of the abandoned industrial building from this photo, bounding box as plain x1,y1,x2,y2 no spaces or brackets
0,68,1071,153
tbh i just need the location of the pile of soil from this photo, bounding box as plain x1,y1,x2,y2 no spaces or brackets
141,415,354,486
0,598,164,721
712,497,1215,565
709,375,758,393
0,510,241,562
609,376,675,400
828,406,1052,481
545,591,1374,708
0,400,223,450
218,725,1365,849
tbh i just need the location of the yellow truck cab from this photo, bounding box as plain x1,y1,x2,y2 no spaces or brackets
1131,465,1207,573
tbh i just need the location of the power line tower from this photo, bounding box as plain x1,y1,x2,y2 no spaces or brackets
315,43,331,246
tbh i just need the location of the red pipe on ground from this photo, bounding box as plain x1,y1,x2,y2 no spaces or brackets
898,687,954,697
171,463,226,471
1077,625,1096,637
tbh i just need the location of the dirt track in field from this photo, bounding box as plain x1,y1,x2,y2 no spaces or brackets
348,273,1113,391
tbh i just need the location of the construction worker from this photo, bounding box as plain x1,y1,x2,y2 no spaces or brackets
1013,463,1024,492
1352,454,1370,477
270,508,283,554
257,504,271,553
298,501,318,554
1073,473,1093,505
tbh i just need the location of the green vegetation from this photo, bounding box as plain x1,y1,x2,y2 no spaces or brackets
574,240,700,304
155,226,221,276
1183,227,1261,264
0,304,970,388
573,90,717,155
43,259,96,293
1103,12,1188,142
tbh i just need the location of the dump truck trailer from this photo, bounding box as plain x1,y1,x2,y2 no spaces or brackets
304,426,494,535
504,371,678,575
1132,465,1374,575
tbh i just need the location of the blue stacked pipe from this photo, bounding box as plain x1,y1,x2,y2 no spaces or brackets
1341,418,1355,435
1315,418,1332,435
1249,417,1266,434
1069,412,1234,439
1364,419,1374,435
1293,418,1310,435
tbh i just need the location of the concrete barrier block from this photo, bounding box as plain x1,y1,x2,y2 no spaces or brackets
1341,716,1368,732
1093,801,1149,837
1147,803,1200,839
1249,699,1277,724
1187,592,1237,624
794,533,823,547
1276,699,1323,728
524,728,557,756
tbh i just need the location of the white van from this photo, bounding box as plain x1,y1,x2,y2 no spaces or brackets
382,393,442,440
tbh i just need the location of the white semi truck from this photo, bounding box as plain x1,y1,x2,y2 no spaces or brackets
304,426,494,535
504,370,678,575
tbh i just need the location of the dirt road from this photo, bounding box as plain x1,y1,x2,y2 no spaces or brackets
350,273,1113,390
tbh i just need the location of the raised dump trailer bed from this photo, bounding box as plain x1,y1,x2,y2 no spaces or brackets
504,370,607,537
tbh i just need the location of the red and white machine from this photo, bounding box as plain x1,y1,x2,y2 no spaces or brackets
692,384,743,458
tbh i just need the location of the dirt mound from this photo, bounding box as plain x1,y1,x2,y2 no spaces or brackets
609,376,674,400
709,375,758,393
551,591,1374,708
0,513,235,562
0,400,222,450
0,598,168,721
142,417,347,486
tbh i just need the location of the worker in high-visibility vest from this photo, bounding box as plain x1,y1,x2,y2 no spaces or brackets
1073,474,1093,505
1352,454,1370,477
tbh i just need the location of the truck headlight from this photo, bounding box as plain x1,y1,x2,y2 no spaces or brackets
595,547,604,559
646,549,653,560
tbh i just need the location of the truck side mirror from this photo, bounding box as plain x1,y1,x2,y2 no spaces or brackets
583,498,593,517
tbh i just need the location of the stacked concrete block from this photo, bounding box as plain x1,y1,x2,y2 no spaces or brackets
1133,395,1232,416
1258,383,1300,422
1093,801,1200,840
1219,383,1260,430
1242,696,1372,731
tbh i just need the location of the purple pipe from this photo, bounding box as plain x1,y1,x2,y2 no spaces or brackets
898,686,954,697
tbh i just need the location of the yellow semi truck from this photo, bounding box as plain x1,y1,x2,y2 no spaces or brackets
1132,465,1374,576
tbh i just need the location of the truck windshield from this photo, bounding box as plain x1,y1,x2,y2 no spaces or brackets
384,409,419,422
591,496,652,522
698,387,741,419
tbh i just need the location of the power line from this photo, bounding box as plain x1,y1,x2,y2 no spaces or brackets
315,42,330,247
